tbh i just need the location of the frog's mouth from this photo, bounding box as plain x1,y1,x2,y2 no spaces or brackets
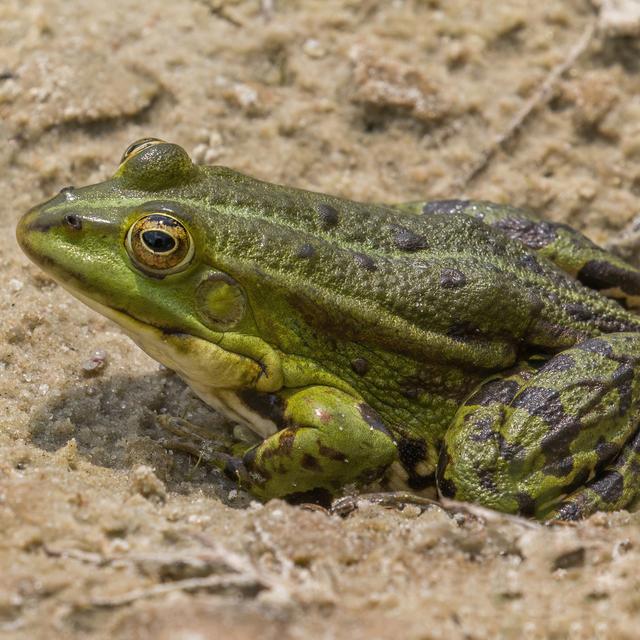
43,268,269,391
50,276,283,437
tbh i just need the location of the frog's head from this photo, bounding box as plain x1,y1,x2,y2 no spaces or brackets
17,139,282,393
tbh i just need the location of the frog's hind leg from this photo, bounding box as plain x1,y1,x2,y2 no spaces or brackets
438,333,640,520
550,428,640,520
396,199,640,309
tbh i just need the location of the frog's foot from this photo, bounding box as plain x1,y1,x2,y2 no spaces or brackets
158,415,242,473
159,388,398,501
160,414,223,441
438,333,640,520
217,386,397,501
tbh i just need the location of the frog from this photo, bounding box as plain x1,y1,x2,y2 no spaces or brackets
16,138,640,520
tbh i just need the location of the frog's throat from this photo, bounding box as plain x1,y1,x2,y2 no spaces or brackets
68,287,284,437
51,279,283,437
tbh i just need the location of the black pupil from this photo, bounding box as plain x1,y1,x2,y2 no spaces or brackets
142,229,176,253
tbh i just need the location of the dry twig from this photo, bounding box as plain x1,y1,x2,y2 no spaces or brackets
459,20,597,188
331,491,542,529
90,574,264,608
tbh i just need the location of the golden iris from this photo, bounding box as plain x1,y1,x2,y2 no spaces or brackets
125,213,194,275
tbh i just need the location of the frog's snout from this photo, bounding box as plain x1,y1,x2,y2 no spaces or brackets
16,200,84,262
16,205,40,257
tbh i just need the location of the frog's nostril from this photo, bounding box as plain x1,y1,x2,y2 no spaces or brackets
64,214,82,231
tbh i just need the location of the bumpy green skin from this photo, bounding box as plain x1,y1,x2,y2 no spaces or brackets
16,141,640,519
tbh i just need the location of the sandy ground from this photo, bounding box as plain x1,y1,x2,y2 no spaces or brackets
2,0,640,638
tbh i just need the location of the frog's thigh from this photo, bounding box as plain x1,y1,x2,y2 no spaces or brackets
438,333,640,519
230,386,397,500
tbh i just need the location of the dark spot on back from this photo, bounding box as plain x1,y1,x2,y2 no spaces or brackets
518,253,544,274
296,243,315,258
353,252,377,271
396,436,435,489
317,203,339,228
563,467,591,495
493,218,557,249
277,429,297,455
350,358,369,376
397,436,427,469
422,199,469,215
499,435,525,462
564,302,595,322
578,260,640,296
469,415,497,443
555,499,587,521
595,440,619,466
478,468,498,493
540,418,582,456
612,363,634,415
439,268,467,289
630,429,640,454
388,224,429,252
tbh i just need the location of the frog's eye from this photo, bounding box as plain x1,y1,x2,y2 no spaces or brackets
119,138,165,165
125,213,194,276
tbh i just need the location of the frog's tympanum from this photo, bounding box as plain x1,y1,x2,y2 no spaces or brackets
17,139,640,519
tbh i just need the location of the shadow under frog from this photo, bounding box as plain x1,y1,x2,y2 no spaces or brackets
27,368,251,504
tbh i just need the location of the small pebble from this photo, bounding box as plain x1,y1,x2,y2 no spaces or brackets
130,464,166,502
82,349,107,374
303,38,326,59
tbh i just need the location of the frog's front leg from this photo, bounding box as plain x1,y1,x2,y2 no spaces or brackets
438,333,640,520
218,386,398,500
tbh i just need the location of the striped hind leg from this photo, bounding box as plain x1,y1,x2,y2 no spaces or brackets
550,428,640,520
437,333,640,520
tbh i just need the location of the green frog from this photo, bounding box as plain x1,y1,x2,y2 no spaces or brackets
17,138,640,520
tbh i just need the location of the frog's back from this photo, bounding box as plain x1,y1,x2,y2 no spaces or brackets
198,168,640,370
